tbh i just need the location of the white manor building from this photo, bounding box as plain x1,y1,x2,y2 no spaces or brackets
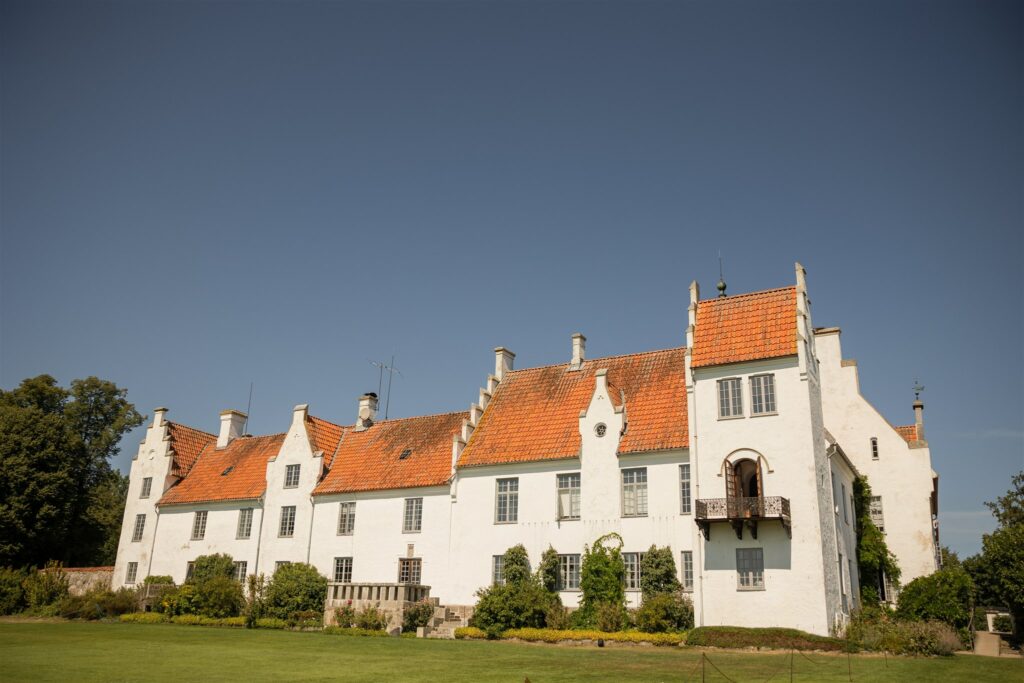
114,264,939,636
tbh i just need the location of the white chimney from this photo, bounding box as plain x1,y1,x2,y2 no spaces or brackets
914,399,925,441
218,409,247,448
494,347,515,381
570,333,586,371
355,393,378,431
153,407,168,428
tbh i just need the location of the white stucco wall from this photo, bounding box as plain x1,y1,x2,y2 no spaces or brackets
149,501,265,583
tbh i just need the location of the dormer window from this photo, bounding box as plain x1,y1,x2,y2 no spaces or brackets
399,449,412,460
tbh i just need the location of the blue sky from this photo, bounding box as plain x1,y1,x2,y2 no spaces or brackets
1,0,1020,558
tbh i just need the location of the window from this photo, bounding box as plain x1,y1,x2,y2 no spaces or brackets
718,378,743,418
337,502,356,535
736,548,765,590
284,464,300,488
839,553,848,612
398,558,422,584
275,561,290,572
871,437,879,460
495,478,519,523
279,506,296,537
233,561,247,582
621,468,648,517
681,551,694,592
558,554,581,590
237,508,253,539
680,464,692,515
595,423,607,437
841,483,848,524
140,477,152,499
624,552,646,590
403,498,423,533
131,514,146,542
869,496,885,532
185,562,195,581
125,562,138,585
750,374,776,414
492,555,505,586
882,571,897,603
557,473,581,520
191,511,208,540
333,557,353,583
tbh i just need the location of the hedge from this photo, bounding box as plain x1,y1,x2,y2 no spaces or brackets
171,614,247,627
322,626,389,637
686,626,847,652
454,626,684,646
120,612,168,624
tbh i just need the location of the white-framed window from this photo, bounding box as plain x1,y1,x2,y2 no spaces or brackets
736,548,765,590
284,464,301,488
557,473,581,520
403,498,423,533
398,558,421,584
841,483,848,524
624,552,646,590
492,555,505,586
680,463,692,515
495,478,519,523
233,561,247,582
750,374,776,415
718,378,743,418
869,496,885,532
558,554,581,590
275,561,290,572
237,508,253,539
125,562,138,585
621,468,648,517
185,561,195,581
140,477,153,499
191,511,208,541
279,505,296,537
871,437,879,460
681,551,694,592
337,502,356,535
334,557,353,583
131,514,146,542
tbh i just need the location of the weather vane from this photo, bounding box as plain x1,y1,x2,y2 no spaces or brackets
913,378,925,401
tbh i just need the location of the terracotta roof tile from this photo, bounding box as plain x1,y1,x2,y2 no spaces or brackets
166,422,216,478
307,415,345,466
313,412,465,495
458,348,688,468
691,287,798,368
894,425,919,443
159,433,285,506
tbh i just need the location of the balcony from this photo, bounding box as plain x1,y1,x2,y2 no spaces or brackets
695,496,791,541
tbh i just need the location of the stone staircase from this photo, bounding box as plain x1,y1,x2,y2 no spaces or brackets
425,605,472,639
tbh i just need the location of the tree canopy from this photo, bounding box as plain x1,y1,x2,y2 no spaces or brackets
965,471,1024,631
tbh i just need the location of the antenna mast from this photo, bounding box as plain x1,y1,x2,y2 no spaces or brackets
369,357,403,420
243,382,253,434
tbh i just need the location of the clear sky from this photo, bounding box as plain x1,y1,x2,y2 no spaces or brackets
1,0,1021,558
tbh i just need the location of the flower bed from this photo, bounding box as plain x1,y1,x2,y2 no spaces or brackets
454,626,684,646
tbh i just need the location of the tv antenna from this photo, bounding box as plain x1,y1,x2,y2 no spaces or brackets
243,381,254,434
717,250,727,297
369,356,402,420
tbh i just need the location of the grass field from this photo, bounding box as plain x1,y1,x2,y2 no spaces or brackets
1,621,1020,682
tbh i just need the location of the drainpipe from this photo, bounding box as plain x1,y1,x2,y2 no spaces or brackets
253,494,266,576
305,493,316,564
146,502,161,580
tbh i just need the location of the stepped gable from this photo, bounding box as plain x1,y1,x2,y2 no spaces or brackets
894,425,919,443
691,286,798,368
166,422,216,478
307,415,345,466
458,347,688,468
313,412,465,495
159,433,285,505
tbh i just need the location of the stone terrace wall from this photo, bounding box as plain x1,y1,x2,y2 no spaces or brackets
64,567,113,595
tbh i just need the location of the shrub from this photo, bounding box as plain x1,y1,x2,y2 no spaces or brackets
471,579,558,632
454,626,486,639
119,612,167,624
640,547,681,601
594,601,629,632
0,567,27,615
544,604,571,630
323,626,390,637
505,627,685,646
143,575,174,586
402,599,435,632
896,564,973,630
264,563,327,620
255,617,287,629
687,626,846,652
992,614,1013,633
353,605,388,631
22,561,69,608
577,533,625,627
846,609,961,655
188,554,235,584
58,588,139,620
194,575,244,618
635,592,694,633
245,573,269,627
503,545,532,586
288,610,323,629
158,583,200,616
538,547,560,594
334,604,356,628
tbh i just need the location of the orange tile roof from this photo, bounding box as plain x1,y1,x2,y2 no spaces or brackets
691,287,798,368
166,422,216,477
894,425,919,443
307,415,345,466
313,412,465,495
159,433,285,506
458,348,688,468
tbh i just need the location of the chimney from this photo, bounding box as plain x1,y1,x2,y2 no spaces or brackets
153,407,168,428
913,399,925,441
569,333,586,371
355,393,378,431
218,409,247,448
494,347,515,381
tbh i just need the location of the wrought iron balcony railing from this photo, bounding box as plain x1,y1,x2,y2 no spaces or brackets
694,496,791,541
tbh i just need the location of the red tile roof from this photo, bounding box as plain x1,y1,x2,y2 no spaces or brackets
894,425,919,443
313,413,465,495
307,415,345,466
458,348,688,468
166,422,216,478
691,287,798,368
159,433,285,506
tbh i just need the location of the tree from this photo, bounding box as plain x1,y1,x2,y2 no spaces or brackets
985,471,1024,528
537,546,560,594
264,563,328,619
502,544,531,586
576,533,625,627
964,471,1024,632
0,375,143,567
896,564,974,630
852,476,901,602
640,546,681,601
188,554,236,584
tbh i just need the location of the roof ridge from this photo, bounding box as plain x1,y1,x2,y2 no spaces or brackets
372,410,467,425
507,345,687,375
307,414,345,429
167,421,216,438
700,285,795,303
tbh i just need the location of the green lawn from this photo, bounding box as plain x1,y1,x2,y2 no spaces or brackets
0,621,1020,682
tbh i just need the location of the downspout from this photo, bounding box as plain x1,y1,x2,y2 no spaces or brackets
146,502,161,580
305,492,316,564
253,493,266,575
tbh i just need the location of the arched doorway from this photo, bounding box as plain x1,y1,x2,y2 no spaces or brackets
726,458,763,517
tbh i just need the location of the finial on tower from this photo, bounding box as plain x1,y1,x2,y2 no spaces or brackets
913,379,925,401
717,252,727,298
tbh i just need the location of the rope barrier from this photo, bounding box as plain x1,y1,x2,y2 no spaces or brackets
702,653,739,682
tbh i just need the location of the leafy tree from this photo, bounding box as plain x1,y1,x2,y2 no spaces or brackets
577,533,625,626
964,471,1024,632
939,546,961,568
896,564,974,630
640,546,681,601
852,476,901,603
188,554,235,584
985,471,1024,528
537,546,560,593
264,563,328,619
634,592,694,633
502,544,531,586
